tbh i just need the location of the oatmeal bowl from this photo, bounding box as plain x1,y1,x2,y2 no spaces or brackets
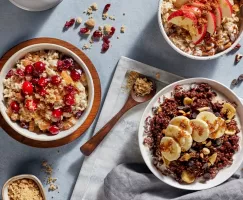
158,0,243,60
0,43,94,141
139,78,243,190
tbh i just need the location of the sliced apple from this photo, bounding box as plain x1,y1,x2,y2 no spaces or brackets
215,7,223,27
207,12,216,35
192,24,207,45
181,5,202,16
219,0,233,18
188,1,205,8
168,10,198,35
174,0,189,8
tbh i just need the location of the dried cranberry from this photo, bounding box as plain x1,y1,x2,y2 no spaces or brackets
51,75,62,85
6,70,14,79
33,61,46,74
63,58,74,69
49,125,60,135
38,77,49,87
25,65,34,75
102,42,110,52
62,105,72,113
20,122,29,129
64,18,75,28
64,85,77,95
103,4,111,12
64,94,75,106
93,30,103,38
75,111,83,119
110,27,116,36
31,78,39,86
52,109,63,119
38,88,48,96
25,100,37,111
22,81,33,95
103,37,110,44
10,101,20,113
70,70,81,81
80,27,89,34
16,69,25,76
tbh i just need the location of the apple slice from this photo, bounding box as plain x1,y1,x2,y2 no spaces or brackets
188,1,205,8
207,12,216,35
174,0,189,8
168,10,198,35
215,7,223,27
181,5,202,16
219,0,233,18
192,24,207,44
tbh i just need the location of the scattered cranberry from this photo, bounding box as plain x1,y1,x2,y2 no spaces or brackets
70,70,81,81
22,81,33,95
20,122,29,129
16,69,25,77
103,37,110,44
75,111,83,119
6,70,14,79
31,78,39,86
38,77,49,87
33,61,46,74
102,42,110,52
103,4,111,12
52,108,63,119
64,93,75,106
25,100,37,111
63,58,74,69
80,27,89,34
49,125,60,135
64,85,77,95
110,27,116,36
64,18,75,28
62,105,72,113
51,75,62,85
25,65,33,75
93,30,103,38
10,101,20,113
38,88,48,96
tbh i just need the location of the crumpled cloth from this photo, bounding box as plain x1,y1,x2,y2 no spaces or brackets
104,163,243,200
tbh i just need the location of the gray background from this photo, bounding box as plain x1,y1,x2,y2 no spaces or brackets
0,0,242,199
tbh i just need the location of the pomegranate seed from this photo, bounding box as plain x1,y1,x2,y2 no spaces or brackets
64,94,75,106
51,75,62,85
110,27,116,36
6,70,14,79
62,105,72,113
38,88,48,96
16,69,25,76
93,30,103,38
70,70,81,81
38,77,49,87
64,85,78,95
33,61,46,74
102,42,110,52
10,101,20,113
64,18,75,28
22,81,33,95
25,100,37,111
31,78,39,86
103,4,111,12
75,111,83,119
49,125,60,135
20,122,29,129
80,27,89,34
25,65,33,75
52,108,63,119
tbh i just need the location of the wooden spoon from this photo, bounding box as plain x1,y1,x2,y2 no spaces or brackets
80,76,156,156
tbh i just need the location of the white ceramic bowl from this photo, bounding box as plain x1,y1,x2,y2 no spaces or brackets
139,78,243,190
2,174,46,200
158,0,243,60
0,43,94,141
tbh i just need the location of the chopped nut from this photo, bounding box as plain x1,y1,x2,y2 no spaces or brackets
202,148,210,155
91,3,98,10
85,19,96,28
205,141,212,147
121,25,125,33
109,16,115,20
102,13,108,20
200,153,204,158
76,17,82,24
178,110,186,115
183,97,193,106
87,7,93,15
233,4,240,12
235,54,243,64
209,153,217,165
179,153,191,161
49,184,58,191
104,24,112,34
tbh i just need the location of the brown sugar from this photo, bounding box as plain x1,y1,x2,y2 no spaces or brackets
134,77,153,97
126,71,140,90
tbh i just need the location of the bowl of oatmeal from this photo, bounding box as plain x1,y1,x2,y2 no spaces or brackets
0,44,94,141
139,78,243,190
158,0,243,60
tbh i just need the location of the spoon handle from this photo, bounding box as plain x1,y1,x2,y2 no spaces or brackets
80,96,137,156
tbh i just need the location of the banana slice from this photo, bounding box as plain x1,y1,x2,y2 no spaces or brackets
190,119,210,142
221,103,236,120
160,137,181,161
196,111,219,133
225,129,236,135
181,171,195,184
170,116,192,134
209,118,226,139
163,125,181,137
173,130,192,152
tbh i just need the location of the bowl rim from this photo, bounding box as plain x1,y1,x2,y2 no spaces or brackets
157,0,243,60
2,174,46,200
0,43,94,141
138,77,243,190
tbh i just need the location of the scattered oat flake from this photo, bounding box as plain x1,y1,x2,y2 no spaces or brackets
121,25,125,33
76,17,82,24
109,16,115,20
82,44,91,50
102,13,108,20
42,161,53,174
87,7,93,15
91,3,98,10
235,54,243,64
49,184,58,191
155,72,161,79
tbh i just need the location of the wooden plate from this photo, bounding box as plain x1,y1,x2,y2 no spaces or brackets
0,38,101,148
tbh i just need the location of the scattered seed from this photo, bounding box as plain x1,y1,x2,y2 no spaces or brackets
235,53,243,64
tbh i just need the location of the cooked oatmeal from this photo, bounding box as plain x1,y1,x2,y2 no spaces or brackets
3,50,88,135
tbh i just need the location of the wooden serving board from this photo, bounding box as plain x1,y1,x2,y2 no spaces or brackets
0,38,101,148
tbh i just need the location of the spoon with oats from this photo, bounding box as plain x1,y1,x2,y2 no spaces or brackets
80,74,156,156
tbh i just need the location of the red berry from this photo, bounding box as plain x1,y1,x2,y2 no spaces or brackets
103,37,110,44
49,125,60,135
52,108,63,119
93,30,103,38
80,27,89,34
64,85,77,95
70,70,81,81
38,77,49,87
22,81,33,95
33,61,46,74
64,18,75,28
38,88,48,96
6,70,14,79
10,101,20,113
102,42,110,52
75,111,83,119
62,105,72,113
16,69,25,76
64,94,75,106
31,78,39,86
63,58,74,69
25,65,33,75
51,75,62,85
25,100,37,111
104,4,111,12
110,27,116,36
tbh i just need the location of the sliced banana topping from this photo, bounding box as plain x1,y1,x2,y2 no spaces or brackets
173,130,192,152
221,103,236,120
181,170,195,184
163,124,181,137
209,118,226,139
196,111,219,133
160,137,181,161
170,116,192,134
190,119,210,142
225,129,237,135
197,107,211,112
